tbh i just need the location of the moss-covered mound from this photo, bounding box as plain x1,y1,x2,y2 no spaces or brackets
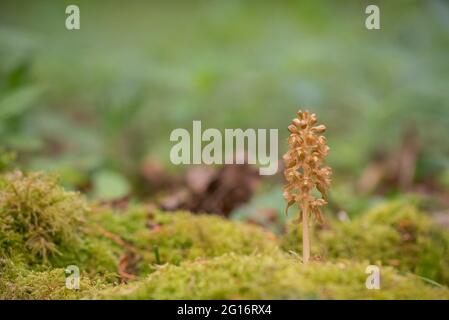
92,252,449,300
0,170,279,290
0,171,120,278
282,201,449,286
0,171,89,264
93,207,279,275
0,258,107,300
2,171,448,300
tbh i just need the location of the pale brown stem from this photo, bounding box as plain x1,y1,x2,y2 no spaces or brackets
302,203,310,264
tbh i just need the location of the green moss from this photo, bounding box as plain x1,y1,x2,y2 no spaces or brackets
282,201,449,286
0,258,109,300
0,171,89,264
50,236,121,282
92,252,449,300
0,171,120,280
0,170,278,284
2,171,448,300
93,206,279,275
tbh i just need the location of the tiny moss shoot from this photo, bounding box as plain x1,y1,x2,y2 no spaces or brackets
283,110,332,263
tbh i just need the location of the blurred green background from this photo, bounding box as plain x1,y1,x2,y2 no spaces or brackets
1,0,448,217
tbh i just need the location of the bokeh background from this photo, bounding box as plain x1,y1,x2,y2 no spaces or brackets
1,0,449,228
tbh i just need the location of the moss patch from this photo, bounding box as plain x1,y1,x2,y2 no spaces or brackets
2,171,448,300
0,170,279,288
282,201,449,286
0,258,108,300
93,206,279,275
92,252,449,300
0,171,120,281
0,171,89,264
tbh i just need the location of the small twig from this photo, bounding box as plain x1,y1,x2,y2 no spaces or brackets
118,253,138,283
93,226,140,282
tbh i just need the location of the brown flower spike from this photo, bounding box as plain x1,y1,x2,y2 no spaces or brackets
283,110,332,263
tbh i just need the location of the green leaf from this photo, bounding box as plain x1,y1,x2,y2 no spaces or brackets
92,170,131,200
0,86,43,120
